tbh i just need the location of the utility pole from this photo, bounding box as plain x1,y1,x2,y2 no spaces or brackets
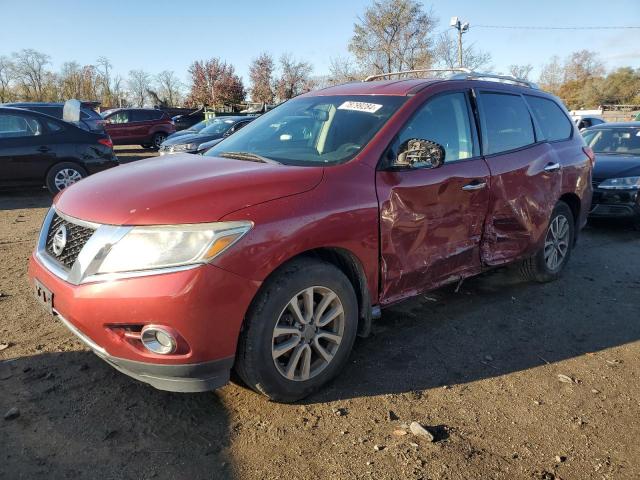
450,17,470,68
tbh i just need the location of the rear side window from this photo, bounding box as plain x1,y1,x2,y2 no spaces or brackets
0,114,43,138
525,95,572,141
479,92,535,155
131,110,163,122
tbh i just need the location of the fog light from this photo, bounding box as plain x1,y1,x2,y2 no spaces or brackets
140,326,177,354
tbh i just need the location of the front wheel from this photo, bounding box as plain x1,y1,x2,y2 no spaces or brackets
520,201,575,283
45,162,88,194
150,132,167,150
235,259,358,403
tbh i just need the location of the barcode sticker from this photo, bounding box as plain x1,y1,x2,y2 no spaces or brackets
338,101,383,113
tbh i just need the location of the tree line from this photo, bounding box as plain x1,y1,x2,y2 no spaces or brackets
1,0,638,111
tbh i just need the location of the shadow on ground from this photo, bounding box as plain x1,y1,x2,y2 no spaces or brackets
0,189,52,211
0,351,233,479
310,221,640,403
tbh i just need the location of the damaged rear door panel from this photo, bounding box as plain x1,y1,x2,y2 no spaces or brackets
475,90,562,266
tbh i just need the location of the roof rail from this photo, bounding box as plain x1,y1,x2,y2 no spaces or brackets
449,72,539,89
364,68,472,82
364,68,538,89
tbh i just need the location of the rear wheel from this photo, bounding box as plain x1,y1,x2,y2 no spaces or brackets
45,162,87,194
520,201,575,282
150,133,166,150
235,259,358,403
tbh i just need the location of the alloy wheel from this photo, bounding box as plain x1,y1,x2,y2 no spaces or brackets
544,214,570,270
154,134,166,148
54,168,83,191
272,286,345,382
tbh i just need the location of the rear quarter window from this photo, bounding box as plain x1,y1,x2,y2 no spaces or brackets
525,95,572,141
479,92,535,155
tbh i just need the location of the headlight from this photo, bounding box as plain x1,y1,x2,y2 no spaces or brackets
598,176,640,190
185,143,200,151
95,221,252,274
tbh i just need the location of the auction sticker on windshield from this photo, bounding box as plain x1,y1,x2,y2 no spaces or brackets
338,101,383,113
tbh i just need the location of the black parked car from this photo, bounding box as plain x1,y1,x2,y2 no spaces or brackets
583,122,640,224
159,116,255,155
2,102,105,133
0,107,118,193
171,108,205,131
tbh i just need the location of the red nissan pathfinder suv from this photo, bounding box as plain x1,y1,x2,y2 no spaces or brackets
29,70,593,402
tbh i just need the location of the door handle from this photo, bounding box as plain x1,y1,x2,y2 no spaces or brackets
544,162,561,173
37,146,51,153
462,181,487,191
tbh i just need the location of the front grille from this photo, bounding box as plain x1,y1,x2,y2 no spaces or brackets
45,213,95,269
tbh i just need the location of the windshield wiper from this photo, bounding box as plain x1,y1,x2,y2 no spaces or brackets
218,151,280,164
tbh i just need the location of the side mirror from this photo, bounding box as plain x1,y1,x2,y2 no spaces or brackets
395,139,445,168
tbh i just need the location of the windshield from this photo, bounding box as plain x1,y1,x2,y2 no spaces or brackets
200,118,237,135
583,127,640,155
205,95,406,165
188,119,213,132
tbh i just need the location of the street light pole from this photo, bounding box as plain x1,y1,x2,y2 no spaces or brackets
450,17,470,68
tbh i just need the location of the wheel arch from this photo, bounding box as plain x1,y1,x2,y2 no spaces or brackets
558,192,581,244
247,247,373,338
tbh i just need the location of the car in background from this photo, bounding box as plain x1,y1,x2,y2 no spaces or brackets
0,107,118,193
573,115,605,131
583,122,640,224
165,118,214,141
2,102,105,133
172,108,205,131
101,108,175,149
159,116,254,155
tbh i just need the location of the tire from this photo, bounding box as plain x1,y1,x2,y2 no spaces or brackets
150,133,167,150
520,201,575,283
235,258,358,403
45,162,88,194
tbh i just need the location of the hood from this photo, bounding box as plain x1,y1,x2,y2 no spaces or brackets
55,154,323,225
593,153,640,181
165,129,196,141
197,137,224,151
162,132,223,146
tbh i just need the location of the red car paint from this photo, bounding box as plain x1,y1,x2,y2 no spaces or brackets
29,78,592,392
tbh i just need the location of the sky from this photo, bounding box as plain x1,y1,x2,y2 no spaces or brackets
0,0,638,87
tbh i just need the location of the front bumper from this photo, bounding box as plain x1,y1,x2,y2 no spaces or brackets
29,252,260,392
589,188,640,219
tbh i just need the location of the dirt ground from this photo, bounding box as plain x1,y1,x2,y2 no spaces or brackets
1,163,639,479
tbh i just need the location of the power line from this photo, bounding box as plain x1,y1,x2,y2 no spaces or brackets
474,25,640,30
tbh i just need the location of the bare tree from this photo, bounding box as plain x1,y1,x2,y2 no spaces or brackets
434,32,491,71
508,64,533,80
10,49,51,100
274,53,314,101
0,56,13,102
538,56,564,94
563,50,605,82
156,70,182,106
112,75,127,107
349,0,438,75
328,56,360,85
127,69,151,107
96,56,113,104
249,52,275,104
